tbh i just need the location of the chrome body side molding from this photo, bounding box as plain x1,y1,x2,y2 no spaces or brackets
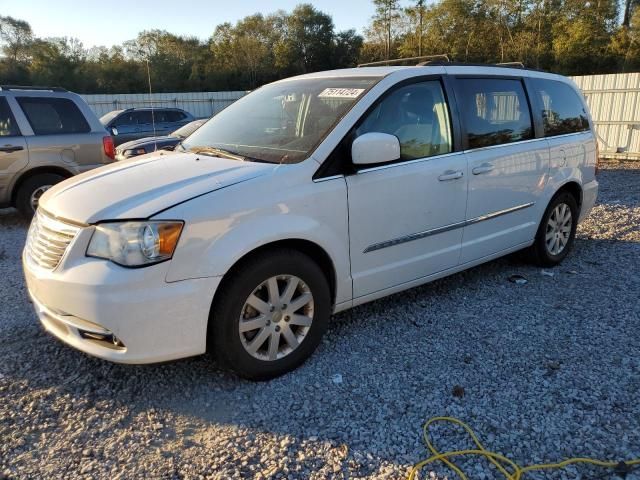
363,202,535,253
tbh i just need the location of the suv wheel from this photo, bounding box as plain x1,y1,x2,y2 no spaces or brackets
528,192,579,267
15,173,65,218
210,249,330,380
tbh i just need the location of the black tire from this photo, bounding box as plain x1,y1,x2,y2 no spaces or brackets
209,249,331,380
527,191,579,267
15,173,65,218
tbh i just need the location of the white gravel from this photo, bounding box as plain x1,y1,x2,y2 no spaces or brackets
1,161,639,479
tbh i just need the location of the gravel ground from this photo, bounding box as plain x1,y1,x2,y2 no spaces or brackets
0,161,639,480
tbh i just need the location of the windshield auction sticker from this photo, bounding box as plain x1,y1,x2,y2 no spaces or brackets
318,88,365,99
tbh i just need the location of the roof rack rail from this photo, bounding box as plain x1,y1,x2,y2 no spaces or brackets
358,54,450,68
495,62,525,69
0,85,67,92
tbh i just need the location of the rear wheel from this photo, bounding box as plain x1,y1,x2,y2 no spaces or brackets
209,249,330,380
15,173,65,218
527,192,579,267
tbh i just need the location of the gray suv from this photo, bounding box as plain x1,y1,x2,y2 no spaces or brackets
0,86,114,218
100,107,195,146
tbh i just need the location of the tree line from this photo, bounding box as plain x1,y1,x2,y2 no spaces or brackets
0,1,638,94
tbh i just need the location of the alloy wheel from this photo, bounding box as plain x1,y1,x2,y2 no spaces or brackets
545,203,573,255
238,275,314,361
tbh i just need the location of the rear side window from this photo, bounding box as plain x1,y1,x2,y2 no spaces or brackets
154,110,170,123
132,111,153,124
355,80,452,160
166,110,186,122
530,79,590,136
0,98,20,136
457,78,533,149
17,97,90,135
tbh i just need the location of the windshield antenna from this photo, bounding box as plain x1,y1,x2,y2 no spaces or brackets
146,58,157,153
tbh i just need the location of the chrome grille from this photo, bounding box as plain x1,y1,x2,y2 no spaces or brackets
25,210,81,270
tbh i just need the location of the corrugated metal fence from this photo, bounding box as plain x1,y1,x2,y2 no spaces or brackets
572,73,640,160
81,91,248,119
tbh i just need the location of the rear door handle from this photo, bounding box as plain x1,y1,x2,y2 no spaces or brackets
472,163,495,175
438,170,464,181
0,145,24,153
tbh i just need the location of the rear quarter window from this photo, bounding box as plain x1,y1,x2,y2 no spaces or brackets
530,79,590,137
17,97,90,135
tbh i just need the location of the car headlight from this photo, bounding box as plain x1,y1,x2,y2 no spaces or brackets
124,148,147,157
87,221,184,267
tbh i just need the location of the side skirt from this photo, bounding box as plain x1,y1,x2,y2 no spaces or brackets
332,240,533,313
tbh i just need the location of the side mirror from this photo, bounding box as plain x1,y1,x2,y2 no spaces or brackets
110,126,119,136
351,132,400,165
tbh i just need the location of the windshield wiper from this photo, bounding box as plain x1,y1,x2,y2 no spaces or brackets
189,146,246,162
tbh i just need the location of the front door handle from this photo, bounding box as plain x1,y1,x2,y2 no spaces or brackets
438,170,464,181
472,163,495,175
0,145,24,153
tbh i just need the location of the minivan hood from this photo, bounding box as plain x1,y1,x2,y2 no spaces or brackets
40,151,276,224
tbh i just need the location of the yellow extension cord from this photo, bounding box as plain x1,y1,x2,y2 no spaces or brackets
409,417,640,480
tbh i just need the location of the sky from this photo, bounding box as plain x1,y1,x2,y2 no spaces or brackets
0,0,382,49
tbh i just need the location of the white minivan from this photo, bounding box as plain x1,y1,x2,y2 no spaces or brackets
23,64,598,379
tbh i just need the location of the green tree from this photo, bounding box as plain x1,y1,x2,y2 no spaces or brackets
274,4,335,74
371,0,402,59
0,15,33,62
333,29,364,67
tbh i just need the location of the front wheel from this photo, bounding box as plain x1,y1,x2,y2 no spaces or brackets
527,192,579,267
209,249,330,380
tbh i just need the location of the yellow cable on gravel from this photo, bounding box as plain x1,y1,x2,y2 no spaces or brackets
409,416,640,480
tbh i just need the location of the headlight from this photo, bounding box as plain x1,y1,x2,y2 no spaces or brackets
87,221,183,267
124,148,147,157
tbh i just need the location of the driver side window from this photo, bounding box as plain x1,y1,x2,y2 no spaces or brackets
356,81,452,160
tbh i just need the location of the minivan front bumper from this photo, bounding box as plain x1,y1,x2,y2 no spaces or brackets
23,252,221,364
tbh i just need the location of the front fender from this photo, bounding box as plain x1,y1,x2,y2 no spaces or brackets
160,174,352,305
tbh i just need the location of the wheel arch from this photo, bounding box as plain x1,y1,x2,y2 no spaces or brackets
10,166,73,206
211,237,337,309
555,180,583,210
206,238,338,352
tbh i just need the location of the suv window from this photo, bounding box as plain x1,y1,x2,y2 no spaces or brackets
132,111,153,125
154,110,170,123
530,79,590,136
457,78,533,149
0,98,20,136
113,112,134,127
17,97,90,135
355,80,452,160
167,110,186,122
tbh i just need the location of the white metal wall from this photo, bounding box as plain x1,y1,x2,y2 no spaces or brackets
572,73,640,160
81,91,248,119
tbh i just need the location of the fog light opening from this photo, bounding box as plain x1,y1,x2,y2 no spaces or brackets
78,330,126,350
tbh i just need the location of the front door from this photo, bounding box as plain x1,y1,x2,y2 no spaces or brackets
346,80,468,298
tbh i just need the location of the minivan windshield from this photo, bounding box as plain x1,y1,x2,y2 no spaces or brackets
180,77,379,164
